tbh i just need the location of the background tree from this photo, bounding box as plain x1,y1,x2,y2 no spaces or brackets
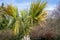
46,4,60,40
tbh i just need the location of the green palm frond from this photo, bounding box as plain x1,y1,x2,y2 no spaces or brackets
29,1,47,22
0,4,17,29
20,10,28,21
3,5,18,19
20,10,32,35
13,10,33,40
38,10,48,21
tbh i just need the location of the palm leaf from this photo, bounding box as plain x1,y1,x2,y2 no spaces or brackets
29,0,47,23
3,5,18,19
38,10,48,21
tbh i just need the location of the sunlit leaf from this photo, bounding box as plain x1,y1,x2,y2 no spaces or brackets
3,5,18,19
29,1,47,23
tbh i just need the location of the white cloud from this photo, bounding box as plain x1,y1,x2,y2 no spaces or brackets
45,5,56,10
13,2,31,11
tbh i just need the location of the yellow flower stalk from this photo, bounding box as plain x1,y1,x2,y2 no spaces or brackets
13,20,20,35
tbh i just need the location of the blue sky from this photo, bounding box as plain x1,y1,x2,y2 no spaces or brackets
0,0,59,11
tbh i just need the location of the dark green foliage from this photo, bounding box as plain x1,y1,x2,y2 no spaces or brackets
0,13,9,29
54,35,60,40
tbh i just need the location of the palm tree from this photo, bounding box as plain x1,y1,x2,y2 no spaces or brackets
0,0,47,40
0,3,32,40
0,3,16,40
29,0,47,40
13,10,33,40
29,0,47,23
14,0,47,40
